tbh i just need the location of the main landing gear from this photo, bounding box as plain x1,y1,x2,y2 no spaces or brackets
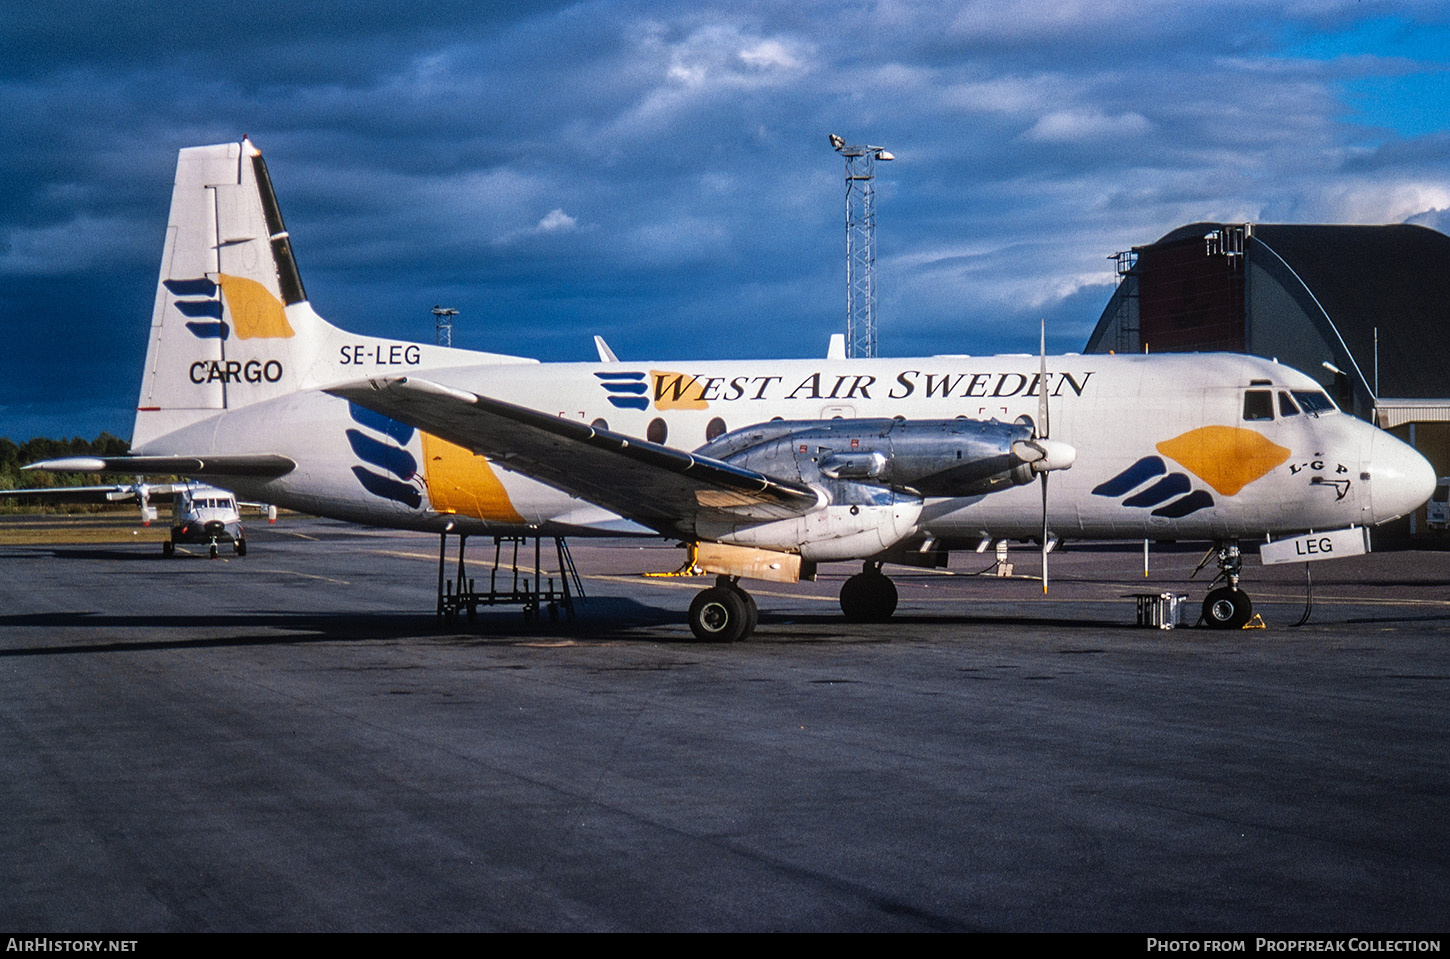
687,576,758,642
1201,540,1254,629
685,562,903,642
686,562,904,642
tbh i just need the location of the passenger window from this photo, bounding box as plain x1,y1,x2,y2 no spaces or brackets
1278,392,1300,417
1242,390,1273,422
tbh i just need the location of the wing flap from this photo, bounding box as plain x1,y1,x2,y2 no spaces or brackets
326,376,820,537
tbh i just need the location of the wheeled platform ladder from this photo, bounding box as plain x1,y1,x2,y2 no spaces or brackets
436,533,584,626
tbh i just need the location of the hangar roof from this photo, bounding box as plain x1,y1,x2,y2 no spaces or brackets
1150,222,1450,400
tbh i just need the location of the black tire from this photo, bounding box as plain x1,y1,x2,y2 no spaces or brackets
840,571,898,622
688,585,753,642
209,543,218,560
162,540,174,557
739,588,759,636
1202,587,1253,629
235,539,247,557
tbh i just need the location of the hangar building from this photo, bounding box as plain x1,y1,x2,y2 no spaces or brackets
1084,222,1450,536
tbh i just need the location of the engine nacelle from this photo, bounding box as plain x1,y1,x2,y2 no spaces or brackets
696,484,924,561
700,417,1062,497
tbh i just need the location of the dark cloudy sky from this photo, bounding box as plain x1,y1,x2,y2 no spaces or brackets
3,1,1449,441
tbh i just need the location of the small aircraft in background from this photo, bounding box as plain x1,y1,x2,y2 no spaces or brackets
0,480,269,558
161,484,249,558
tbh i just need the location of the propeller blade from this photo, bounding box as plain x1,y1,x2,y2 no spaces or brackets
1041,472,1049,594
1039,318,1050,593
1038,318,1048,439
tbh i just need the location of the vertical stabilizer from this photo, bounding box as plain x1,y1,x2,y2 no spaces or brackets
133,138,331,449
133,138,537,452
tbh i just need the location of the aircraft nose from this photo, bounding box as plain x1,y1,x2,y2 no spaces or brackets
1368,429,1436,524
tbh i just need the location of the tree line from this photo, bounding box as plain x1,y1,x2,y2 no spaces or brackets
0,433,132,511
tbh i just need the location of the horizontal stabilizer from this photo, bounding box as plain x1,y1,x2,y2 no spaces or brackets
26,454,297,477
326,375,821,538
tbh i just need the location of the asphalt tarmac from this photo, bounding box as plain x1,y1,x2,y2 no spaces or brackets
1,517,1447,932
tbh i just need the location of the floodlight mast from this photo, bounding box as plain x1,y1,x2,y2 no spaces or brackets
830,134,894,359
431,305,458,348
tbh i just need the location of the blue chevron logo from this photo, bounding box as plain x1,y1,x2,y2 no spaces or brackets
1092,456,1215,518
595,370,650,410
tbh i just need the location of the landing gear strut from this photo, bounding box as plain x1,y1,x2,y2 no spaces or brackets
688,576,758,642
840,562,898,623
1201,541,1253,629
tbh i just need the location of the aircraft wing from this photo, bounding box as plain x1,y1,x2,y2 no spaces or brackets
327,376,821,537
24,454,296,477
0,485,149,504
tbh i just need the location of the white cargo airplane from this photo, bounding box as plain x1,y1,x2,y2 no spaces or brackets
31,138,1436,638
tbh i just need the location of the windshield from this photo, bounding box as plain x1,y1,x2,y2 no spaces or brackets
1290,390,1337,416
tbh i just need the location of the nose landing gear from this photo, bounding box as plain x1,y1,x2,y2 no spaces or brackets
1201,541,1254,629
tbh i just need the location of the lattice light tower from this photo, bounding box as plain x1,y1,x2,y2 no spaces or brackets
431,305,458,348
830,134,894,358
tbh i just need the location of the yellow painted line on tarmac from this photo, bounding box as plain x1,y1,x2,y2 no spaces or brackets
362,545,435,560
362,547,1450,610
587,574,839,602
243,564,353,585
1243,590,1450,609
270,530,320,541
261,568,353,585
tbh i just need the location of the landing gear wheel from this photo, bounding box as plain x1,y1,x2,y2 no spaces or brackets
840,571,898,622
738,588,759,636
235,539,247,557
162,540,174,557
688,585,753,642
209,543,218,560
721,582,759,636
1202,587,1253,629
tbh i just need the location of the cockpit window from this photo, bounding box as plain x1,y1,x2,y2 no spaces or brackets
1291,390,1337,417
1243,390,1274,422
1278,391,1300,417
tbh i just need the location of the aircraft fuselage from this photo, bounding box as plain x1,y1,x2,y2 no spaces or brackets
140,350,1423,545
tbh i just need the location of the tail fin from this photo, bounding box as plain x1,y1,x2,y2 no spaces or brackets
134,138,329,448
133,138,535,452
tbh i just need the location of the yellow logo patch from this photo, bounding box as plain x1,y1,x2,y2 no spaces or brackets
420,433,525,524
650,370,709,410
1156,426,1290,496
217,273,296,339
